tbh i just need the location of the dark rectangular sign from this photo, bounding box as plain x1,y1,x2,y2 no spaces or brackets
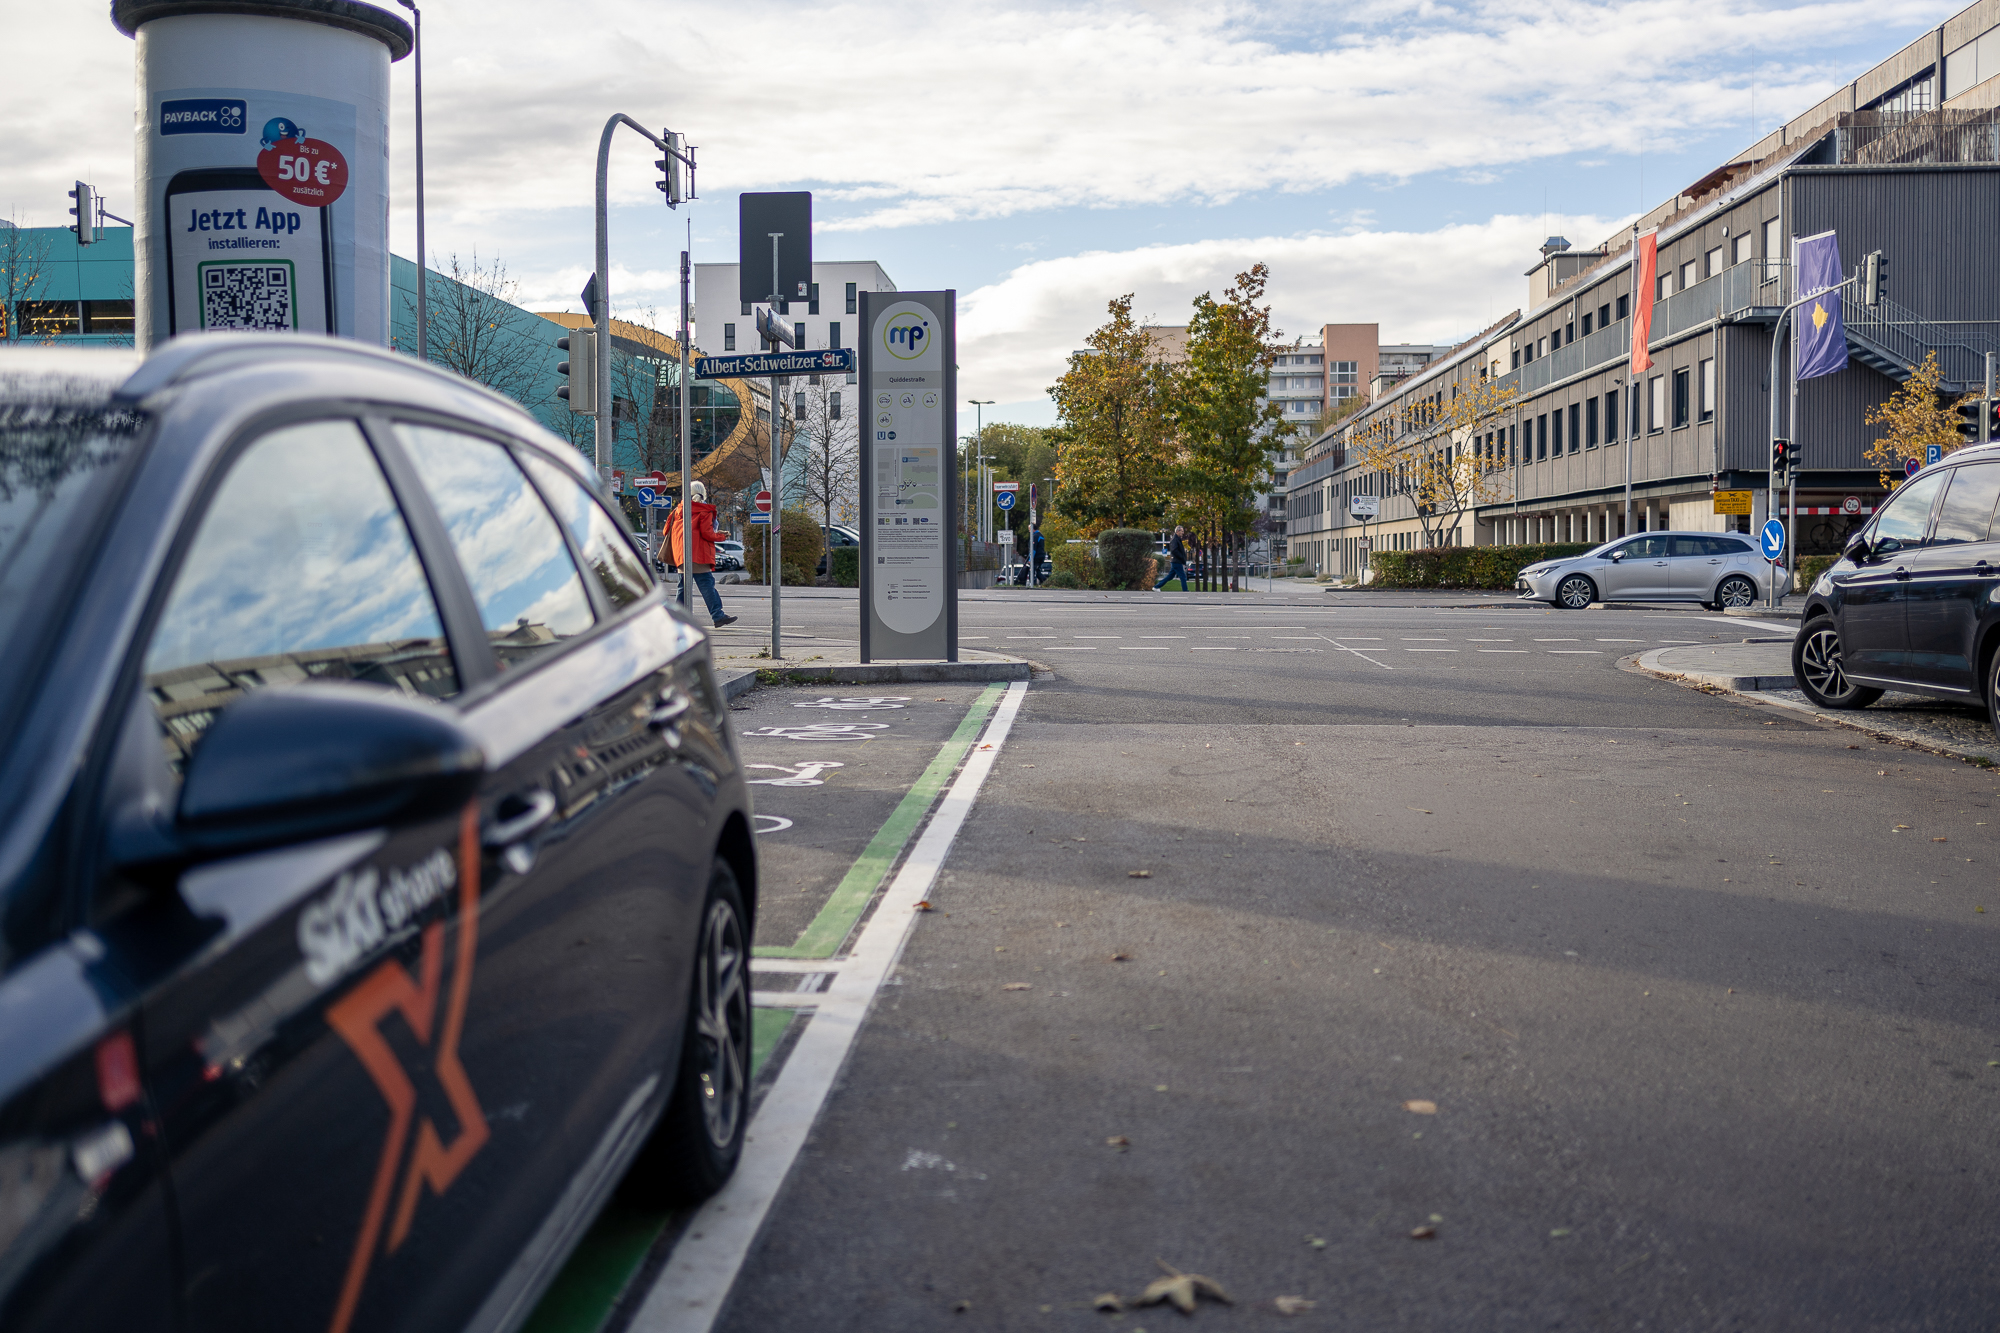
694,347,855,380
738,192,812,304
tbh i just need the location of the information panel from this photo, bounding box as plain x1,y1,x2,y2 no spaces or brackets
859,290,957,661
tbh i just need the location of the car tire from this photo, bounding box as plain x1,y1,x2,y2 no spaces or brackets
628,858,751,1205
1555,574,1596,609
1715,574,1758,609
1793,615,1882,709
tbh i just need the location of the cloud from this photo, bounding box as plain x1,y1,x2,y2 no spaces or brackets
955,212,1628,403
0,0,1953,230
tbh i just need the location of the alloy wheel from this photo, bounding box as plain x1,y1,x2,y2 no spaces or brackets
1557,575,1594,609
692,898,749,1150
1718,576,1757,608
1798,626,1851,700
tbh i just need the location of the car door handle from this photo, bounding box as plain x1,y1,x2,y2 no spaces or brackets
1893,567,1911,580
484,789,557,849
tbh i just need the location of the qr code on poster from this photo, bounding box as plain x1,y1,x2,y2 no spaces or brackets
200,261,294,330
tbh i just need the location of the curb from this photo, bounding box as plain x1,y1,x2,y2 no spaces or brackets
1630,646,1795,693
1724,604,1802,620
715,660,1030,699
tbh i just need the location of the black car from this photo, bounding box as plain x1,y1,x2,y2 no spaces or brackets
0,336,756,1333
1793,444,2000,732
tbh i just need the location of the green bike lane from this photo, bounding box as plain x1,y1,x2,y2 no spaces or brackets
519,682,1011,1333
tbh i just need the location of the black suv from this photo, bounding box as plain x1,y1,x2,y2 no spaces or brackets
0,336,755,1333
1793,445,2000,733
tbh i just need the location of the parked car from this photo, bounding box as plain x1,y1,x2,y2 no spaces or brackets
1793,446,2000,731
0,336,756,1333
814,523,860,577
715,539,745,572
1515,531,1781,609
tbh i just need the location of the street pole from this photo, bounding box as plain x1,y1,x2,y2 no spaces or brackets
679,244,694,606
769,232,784,661
593,114,683,486
395,0,426,359
1625,223,1638,535
1765,270,1858,607
1985,351,1996,445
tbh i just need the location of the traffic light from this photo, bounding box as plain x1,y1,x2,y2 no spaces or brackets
67,181,95,246
556,329,596,414
1771,438,1792,481
655,131,686,208
1958,399,1987,443
1863,250,1887,307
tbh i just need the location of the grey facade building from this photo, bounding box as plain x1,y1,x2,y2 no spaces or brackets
1286,0,2000,578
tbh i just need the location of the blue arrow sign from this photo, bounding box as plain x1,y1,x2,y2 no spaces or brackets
693,347,857,380
636,486,658,505
995,491,1016,510
1760,517,1787,563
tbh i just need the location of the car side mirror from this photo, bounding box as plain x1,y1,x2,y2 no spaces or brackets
175,682,485,858
1843,532,1871,562
1607,551,1624,562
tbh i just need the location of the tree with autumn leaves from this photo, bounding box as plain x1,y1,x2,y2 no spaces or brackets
1343,373,1518,550
1864,351,1979,490
1047,266,1292,537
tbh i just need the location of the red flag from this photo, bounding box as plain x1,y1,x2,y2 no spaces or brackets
1630,231,1657,376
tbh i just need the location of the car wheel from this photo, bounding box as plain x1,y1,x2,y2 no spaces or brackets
1716,574,1758,609
1555,574,1595,609
1793,615,1882,709
628,858,751,1204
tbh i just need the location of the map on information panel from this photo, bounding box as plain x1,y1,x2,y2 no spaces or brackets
880,448,940,512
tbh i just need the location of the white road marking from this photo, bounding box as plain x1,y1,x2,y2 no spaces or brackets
1072,635,1122,639
1534,638,1581,641
1547,650,1602,654
1119,646,1171,651
1142,635,1186,639
633,682,1030,1333
1402,637,1450,641
1189,647,1238,651
1317,636,1393,670
1404,648,1459,652
1479,649,1530,653
1044,646,1099,650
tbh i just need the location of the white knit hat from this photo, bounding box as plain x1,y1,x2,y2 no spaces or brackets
689,480,707,502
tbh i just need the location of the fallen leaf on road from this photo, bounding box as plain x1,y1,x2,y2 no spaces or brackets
1106,1135,1131,1149
1093,1294,1124,1312
1140,1260,1231,1314
953,1299,972,1312
1550,1228,1572,1238
1402,1100,1438,1115
1074,837,1088,842
1409,1226,1437,1240
1002,983,1032,991
1274,1296,1316,1315
1934,837,1948,842
978,743,994,750
996,947,1007,953
1304,1235,1326,1249
1129,870,1153,878
1109,952,1132,961
1847,745,1860,749
1407,807,1432,814
914,901,934,911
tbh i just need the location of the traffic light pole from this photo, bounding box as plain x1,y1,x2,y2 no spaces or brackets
679,245,694,608
1766,271,1860,607
769,233,784,662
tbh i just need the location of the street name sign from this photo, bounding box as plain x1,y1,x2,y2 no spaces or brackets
693,348,855,380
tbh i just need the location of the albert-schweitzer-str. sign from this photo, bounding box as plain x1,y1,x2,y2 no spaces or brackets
693,347,856,380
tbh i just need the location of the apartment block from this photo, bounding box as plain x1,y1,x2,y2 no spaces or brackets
692,260,895,359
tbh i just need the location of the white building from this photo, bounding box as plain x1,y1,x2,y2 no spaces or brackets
1266,343,1326,424
692,260,896,359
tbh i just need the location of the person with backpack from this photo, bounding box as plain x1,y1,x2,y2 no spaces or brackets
1154,525,1190,591
665,480,737,628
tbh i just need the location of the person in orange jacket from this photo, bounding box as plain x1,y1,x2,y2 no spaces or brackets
665,480,737,627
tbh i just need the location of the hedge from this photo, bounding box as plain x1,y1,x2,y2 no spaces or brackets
1097,529,1155,590
830,545,859,587
742,507,824,586
1052,543,1103,588
1365,543,1596,589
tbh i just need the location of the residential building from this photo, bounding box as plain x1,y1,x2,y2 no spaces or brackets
692,260,894,361
1284,0,2000,579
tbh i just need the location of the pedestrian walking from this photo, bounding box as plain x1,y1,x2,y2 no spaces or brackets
1154,525,1190,591
666,481,737,628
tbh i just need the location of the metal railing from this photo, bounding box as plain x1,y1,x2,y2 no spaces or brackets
1839,288,2000,389
1838,107,2000,166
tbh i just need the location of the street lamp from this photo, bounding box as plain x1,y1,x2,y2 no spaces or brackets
968,400,994,543
394,0,426,360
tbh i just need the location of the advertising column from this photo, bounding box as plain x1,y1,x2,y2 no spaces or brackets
116,0,410,350
859,291,958,662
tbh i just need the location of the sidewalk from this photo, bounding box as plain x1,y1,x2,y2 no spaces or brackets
1632,640,2000,765
705,632,1031,700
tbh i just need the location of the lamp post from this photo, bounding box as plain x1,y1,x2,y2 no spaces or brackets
968,399,993,544
394,0,426,360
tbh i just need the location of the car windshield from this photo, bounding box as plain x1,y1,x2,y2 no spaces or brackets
0,361,149,743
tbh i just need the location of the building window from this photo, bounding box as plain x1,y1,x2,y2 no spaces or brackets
1698,359,1715,421
1581,312,1593,337
741,301,752,316
1649,375,1666,432
829,320,841,348
845,282,858,314
723,323,736,351
1568,403,1581,454
1536,414,1548,460
1537,336,1547,359
1552,408,1564,455
1680,260,1698,290
1672,368,1690,428
1731,234,1751,267
1306,355,1322,365
1762,217,1781,283
1615,294,1629,322
1585,396,1600,448
1565,320,1575,344
1511,349,1521,370
1604,388,1619,443
830,391,842,419
1657,272,1674,301
1599,302,1612,328
809,282,821,315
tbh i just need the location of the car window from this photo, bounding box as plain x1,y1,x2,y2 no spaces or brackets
1697,535,1748,555
1870,470,1948,550
144,420,456,771
1669,536,1710,557
1929,464,2000,546
515,449,652,610
394,424,595,670
1619,536,1667,558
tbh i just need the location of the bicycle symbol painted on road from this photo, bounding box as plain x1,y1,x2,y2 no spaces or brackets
792,696,911,711
739,723,891,742
746,761,846,786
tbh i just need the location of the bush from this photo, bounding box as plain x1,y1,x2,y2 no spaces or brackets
1052,543,1103,588
1796,554,1837,589
1046,570,1083,589
1096,528,1155,590
1366,542,1596,589
830,545,859,587
743,507,823,586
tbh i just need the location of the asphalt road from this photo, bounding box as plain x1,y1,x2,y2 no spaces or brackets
680,591,2000,1328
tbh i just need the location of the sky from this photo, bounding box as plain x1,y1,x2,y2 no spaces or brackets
4,0,1962,424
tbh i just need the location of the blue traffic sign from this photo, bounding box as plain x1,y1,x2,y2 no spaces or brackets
1926,443,1944,466
748,512,771,525
1760,517,1787,563
693,347,856,380
1906,457,1921,478
995,491,1016,510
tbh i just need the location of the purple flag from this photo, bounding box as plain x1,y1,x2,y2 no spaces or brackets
1794,230,1848,380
